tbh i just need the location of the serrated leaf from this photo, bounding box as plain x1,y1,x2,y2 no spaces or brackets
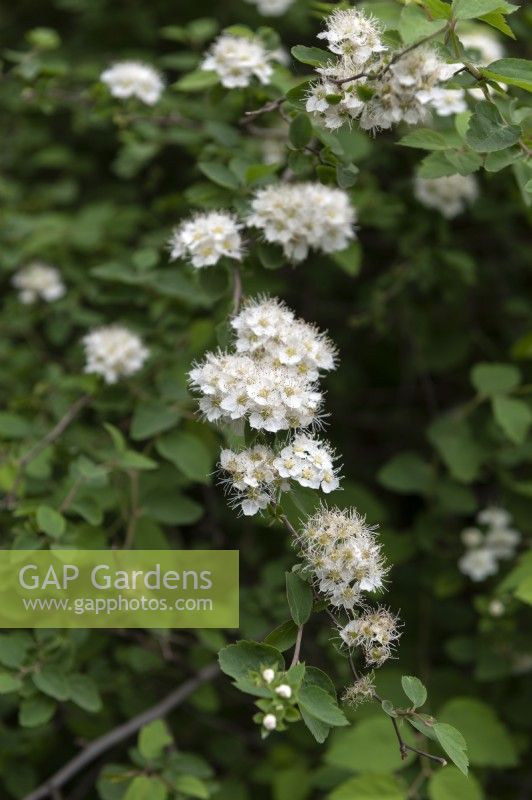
482,58,532,92
401,675,427,708
433,722,468,775
218,640,284,681
399,129,452,150
466,102,521,152
286,571,313,626
298,685,348,727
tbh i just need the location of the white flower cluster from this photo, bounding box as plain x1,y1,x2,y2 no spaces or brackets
247,183,356,261
259,668,295,734
306,8,463,132
83,326,149,384
100,62,163,105
342,674,375,707
340,608,400,667
12,262,65,304
169,212,243,268
414,174,478,219
189,297,337,432
202,34,274,88
458,506,521,582
220,434,341,515
245,0,294,16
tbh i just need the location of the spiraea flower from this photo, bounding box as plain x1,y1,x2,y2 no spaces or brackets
100,62,164,105
232,297,337,378
414,174,478,219
219,435,341,516
430,87,468,117
12,262,65,304
247,183,356,262
169,211,243,268
245,0,294,16
342,674,375,707
340,608,400,666
202,34,274,88
83,326,149,384
296,507,387,610
317,8,386,66
458,506,522,581
460,29,504,66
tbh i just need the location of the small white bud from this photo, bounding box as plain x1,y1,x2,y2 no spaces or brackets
489,599,505,617
263,713,277,731
275,684,292,699
262,668,275,684
461,527,483,548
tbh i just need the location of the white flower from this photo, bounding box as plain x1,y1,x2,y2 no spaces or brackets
245,0,294,16
83,326,149,384
275,684,292,699
202,34,274,88
100,62,163,105
12,262,65,304
430,88,468,117
263,713,277,730
342,674,375,707
296,507,387,610
262,668,275,683
461,527,483,548
169,212,243,268
339,608,400,666
489,599,505,617
247,183,356,262
458,548,498,582
485,527,520,559
317,8,386,66
414,174,478,219
477,506,512,529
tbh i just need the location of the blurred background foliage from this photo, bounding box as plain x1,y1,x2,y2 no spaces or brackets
0,0,532,799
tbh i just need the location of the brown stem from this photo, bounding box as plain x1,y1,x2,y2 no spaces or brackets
4,394,92,509
241,97,285,124
290,625,304,668
22,663,218,800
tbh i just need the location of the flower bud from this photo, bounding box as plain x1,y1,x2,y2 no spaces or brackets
262,668,275,684
263,713,277,731
275,684,292,699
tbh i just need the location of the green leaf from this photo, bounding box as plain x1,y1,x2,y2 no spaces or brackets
466,102,521,153
0,633,31,668
263,620,299,652
399,6,446,42
300,706,331,743
326,716,416,773
478,9,516,36
399,129,453,150
32,666,69,701
0,412,31,439
401,675,427,708
428,766,483,800
428,416,484,483
331,242,362,277
418,152,458,179
130,402,180,440
452,0,514,19
285,571,313,626
218,640,284,681
67,674,102,712
124,776,167,800
329,774,406,800
198,161,240,190
156,431,212,483
142,488,203,525
470,362,521,395
492,395,532,443
138,719,173,760
291,45,330,67
439,697,518,767
423,0,452,19
172,775,209,799
433,723,469,775
378,452,433,495
482,58,532,92
173,69,218,92
298,685,348,727
289,114,312,149
0,672,22,693
36,505,66,539
19,696,56,728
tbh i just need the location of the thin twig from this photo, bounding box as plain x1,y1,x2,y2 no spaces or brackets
22,663,219,800
241,97,285,124
4,394,92,509
290,625,304,668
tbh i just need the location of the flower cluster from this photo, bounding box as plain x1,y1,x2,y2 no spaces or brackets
12,262,65,304
100,62,163,105
245,0,294,16
202,34,275,88
169,211,243,268
219,434,341,515
306,8,463,132
414,174,478,218
82,326,149,384
340,608,400,667
247,183,356,261
253,667,297,736
189,297,337,432
458,506,521,582
342,674,376,707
